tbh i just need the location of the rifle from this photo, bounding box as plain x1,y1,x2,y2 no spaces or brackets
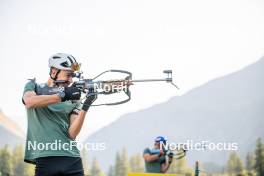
149,146,187,160
36,69,179,106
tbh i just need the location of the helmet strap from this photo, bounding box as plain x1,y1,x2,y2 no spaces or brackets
49,68,61,81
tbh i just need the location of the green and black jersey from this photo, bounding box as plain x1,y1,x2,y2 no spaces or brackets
143,148,166,173
23,80,81,164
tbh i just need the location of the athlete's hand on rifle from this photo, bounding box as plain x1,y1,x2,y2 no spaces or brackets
59,86,82,102
81,93,97,111
168,156,173,164
159,150,165,157
168,152,173,164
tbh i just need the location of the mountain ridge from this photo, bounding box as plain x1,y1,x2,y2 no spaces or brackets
0,110,25,147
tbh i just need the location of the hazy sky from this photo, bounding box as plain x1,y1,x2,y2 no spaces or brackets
0,0,264,140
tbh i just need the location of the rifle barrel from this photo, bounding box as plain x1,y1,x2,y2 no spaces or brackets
130,79,170,82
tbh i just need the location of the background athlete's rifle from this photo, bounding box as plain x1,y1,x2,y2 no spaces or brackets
149,145,187,160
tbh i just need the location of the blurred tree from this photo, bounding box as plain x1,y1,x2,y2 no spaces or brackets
226,152,244,175
136,154,144,173
13,145,35,176
115,152,122,176
81,149,89,175
11,145,34,176
245,152,255,175
0,145,13,176
129,153,144,173
90,157,104,176
254,138,264,176
120,148,130,176
12,145,24,176
129,154,137,172
107,165,115,176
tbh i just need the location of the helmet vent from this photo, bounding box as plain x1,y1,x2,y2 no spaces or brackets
60,61,70,67
67,56,73,64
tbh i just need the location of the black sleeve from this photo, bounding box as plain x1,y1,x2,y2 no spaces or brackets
70,108,80,115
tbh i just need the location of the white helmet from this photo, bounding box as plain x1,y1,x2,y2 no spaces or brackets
49,53,80,71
